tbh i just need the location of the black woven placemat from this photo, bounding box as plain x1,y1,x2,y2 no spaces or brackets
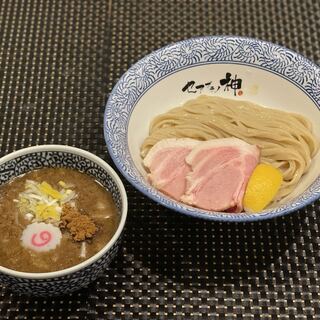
0,0,320,319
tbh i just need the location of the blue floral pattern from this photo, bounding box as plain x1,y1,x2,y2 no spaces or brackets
104,36,320,222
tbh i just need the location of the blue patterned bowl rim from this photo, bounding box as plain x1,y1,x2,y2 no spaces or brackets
0,145,128,279
104,35,320,222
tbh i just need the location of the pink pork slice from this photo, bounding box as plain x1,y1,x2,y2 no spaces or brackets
143,138,200,201
180,138,260,212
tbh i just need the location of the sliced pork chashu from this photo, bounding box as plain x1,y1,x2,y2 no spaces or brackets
181,138,260,212
143,138,200,201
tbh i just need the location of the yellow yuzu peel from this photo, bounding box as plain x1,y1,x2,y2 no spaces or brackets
243,163,283,212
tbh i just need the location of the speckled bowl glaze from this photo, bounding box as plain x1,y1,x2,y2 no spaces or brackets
104,35,320,222
0,145,127,296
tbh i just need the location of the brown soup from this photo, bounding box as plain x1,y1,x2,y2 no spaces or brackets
0,168,120,273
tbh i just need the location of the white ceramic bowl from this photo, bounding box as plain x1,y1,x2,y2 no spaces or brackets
0,145,127,296
104,36,320,222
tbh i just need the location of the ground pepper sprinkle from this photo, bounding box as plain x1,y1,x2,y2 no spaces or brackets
60,204,97,241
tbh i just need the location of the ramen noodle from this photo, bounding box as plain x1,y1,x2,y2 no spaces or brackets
141,95,319,202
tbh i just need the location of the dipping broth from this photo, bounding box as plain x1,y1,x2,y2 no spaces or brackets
0,168,120,273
